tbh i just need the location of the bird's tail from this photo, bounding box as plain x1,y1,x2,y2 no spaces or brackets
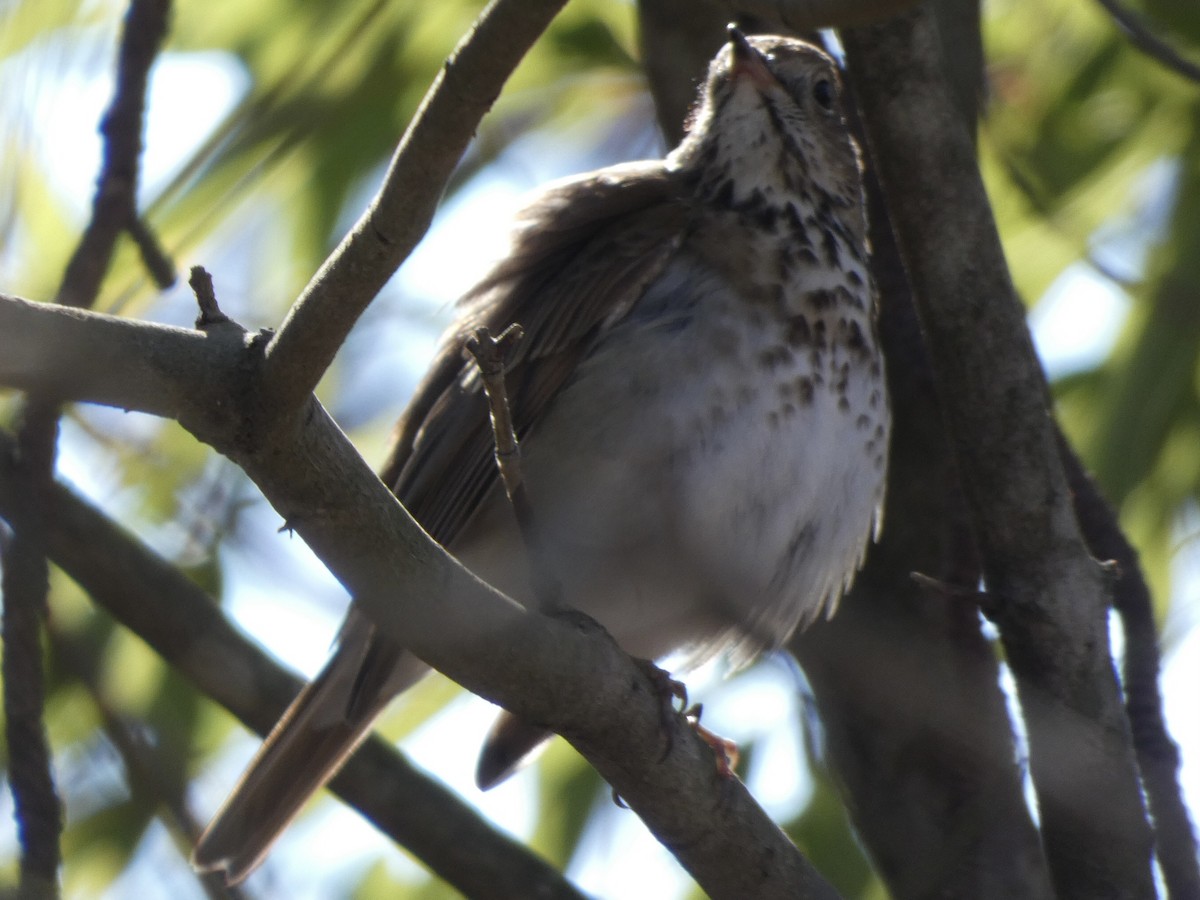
192,618,427,884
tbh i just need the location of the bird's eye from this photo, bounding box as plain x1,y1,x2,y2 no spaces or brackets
813,78,835,110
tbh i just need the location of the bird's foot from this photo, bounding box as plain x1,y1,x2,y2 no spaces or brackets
684,703,739,778
631,658,689,763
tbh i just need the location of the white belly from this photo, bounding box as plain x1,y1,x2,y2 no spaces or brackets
453,259,888,668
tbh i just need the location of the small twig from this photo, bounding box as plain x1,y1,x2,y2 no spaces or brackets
128,217,177,289
1093,0,1200,85
188,266,231,328
56,0,172,308
909,570,988,605
464,325,563,611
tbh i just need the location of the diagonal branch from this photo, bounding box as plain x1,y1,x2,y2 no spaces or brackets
841,8,1155,899
0,432,584,899
1092,0,1200,85
257,0,568,417
0,293,840,898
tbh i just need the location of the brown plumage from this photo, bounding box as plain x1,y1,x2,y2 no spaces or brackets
194,30,888,884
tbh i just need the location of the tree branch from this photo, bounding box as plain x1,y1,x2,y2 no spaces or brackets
257,0,568,417
1093,0,1200,85
0,291,839,898
1058,434,1200,898
0,439,584,900
842,8,1155,899
0,292,253,422
2,3,171,894
637,5,1047,894
0,480,61,899
794,77,1053,900
57,0,173,309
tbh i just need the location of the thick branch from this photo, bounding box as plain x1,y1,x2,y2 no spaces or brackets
0,293,838,898
795,78,1052,900
0,432,585,900
228,400,837,900
258,0,567,415
0,293,252,422
842,8,1154,899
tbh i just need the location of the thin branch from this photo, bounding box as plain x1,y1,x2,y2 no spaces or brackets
0,471,62,899
57,0,173,308
1093,0,1200,85
1,4,171,894
1058,433,1200,898
258,0,568,416
128,216,177,290
842,8,1155,899
464,325,563,611
0,433,586,900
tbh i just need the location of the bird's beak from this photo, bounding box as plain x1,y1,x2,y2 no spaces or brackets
727,25,773,87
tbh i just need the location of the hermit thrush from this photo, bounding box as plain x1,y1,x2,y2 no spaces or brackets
194,29,888,883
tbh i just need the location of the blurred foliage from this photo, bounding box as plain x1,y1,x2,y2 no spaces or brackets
982,0,1200,617
0,0,1198,896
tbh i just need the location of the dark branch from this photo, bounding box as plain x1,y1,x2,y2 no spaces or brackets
2,3,171,892
189,266,232,328
1093,0,1200,85
0,467,62,897
259,0,569,416
128,216,177,290
787,25,1052,887
1058,433,1200,898
56,0,173,309
842,8,1155,898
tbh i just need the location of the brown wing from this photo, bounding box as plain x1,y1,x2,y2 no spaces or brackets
378,161,693,546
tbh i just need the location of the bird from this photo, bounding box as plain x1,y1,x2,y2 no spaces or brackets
193,27,889,884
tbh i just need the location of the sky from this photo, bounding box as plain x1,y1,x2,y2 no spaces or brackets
7,34,1200,900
